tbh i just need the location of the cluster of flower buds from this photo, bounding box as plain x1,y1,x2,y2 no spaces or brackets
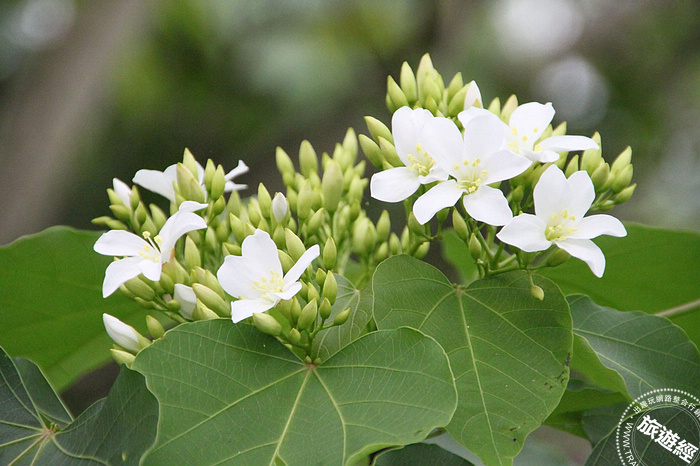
362,54,633,284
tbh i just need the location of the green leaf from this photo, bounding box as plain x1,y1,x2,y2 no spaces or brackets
374,443,475,465
0,226,147,390
570,295,700,398
372,256,573,466
440,229,478,284
311,275,373,360
539,224,700,345
132,320,457,465
0,347,158,465
544,389,627,439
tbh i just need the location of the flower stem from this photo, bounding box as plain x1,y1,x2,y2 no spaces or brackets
654,299,700,320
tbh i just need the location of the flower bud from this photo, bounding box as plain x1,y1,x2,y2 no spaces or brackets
447,86,468,116
590,163,610,192
272,225,286,248
227,190,242,216
408,212,426,236
299,140,318,176
146,315,165,339
347,177,364,204
319,298,332,320
307,209,325,235
276,147,296,177
193,283,230,317
182,148,200,178
109,204,131,222
134,203,148,226
333,308,351,327
229,214,246,243
389,233,401,255
323,237,337,270
271,193,288,223
487,96,501,115
414,242,430,259
400,61,418,103
510,185,524,205
297,300,318,331
611,146,632,173
103,314,148,354
468,234,482,261
149,204,167,231
193,301,219,321
547,249,571,267
210,165,226,201
322,160,344,213
176,163,206,203
296,181,314,220
375,242,389,262
359,134,384,168
247,200,262,227
252,312,282,337
129,185,141,210
364,116,394,145
257,183,272,219
315,268,327,285
307,282,320,302
581,133,603,175
352,217,376,256
376,210,391,242
184,236,201,269
323,271,338,304
110,348,136,366
285,229,306,261
124,277,156,301
387,75,409,111
278,250,295,274
204,159,216,192
611,165,633,193
564,155,580,178
288,328,302,346
174,284,197,319
445,72,464,102
205,227,218,253
342,128,358,161
530,284,545,301
614,183,636,204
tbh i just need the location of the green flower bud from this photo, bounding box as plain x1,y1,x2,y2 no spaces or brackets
447,86,468,116
166,299,181,313
530,284,545,301
400,61,418,104
591,163,610,192
258,183,272,219
223,242,241,256
182,148,200,178
107,188,127,207
129,185,141,210
124,277,155,301
297,181,314,220
598,200,616,211
276,299,292,322
611,164,633,193
352,217,376,256
423,96,439,114
149,204,168,231
110,348,136,366
359,134,384,168
159,272,174,295
215,218,229,242
227,190,242,216
319,298,332,320
323,271,338,304
551,121,566,137
400,226,410,251
204,159,216,192
205,227,217,253
272,225,286,248
109,204,131,223
271,193,288,223
134,203,148,226
211,165,226,201
133,297,155,310
547,249,571,267
437,207,449,224
307,209,325,235
336,205,351,233
176,163,206,203
229,214,245,243
333,308,351,327
290,298,302,324
376,210,391,242
276,147,296,177
342,128,358,162
162,259,189,286
354,160,366,178
501,94,519,123
614,183,636,204
408,212,426,237
307,282,320,302
197,267,226,298
487,96,501,115
193,283,230,317
322,160,344,213
278,250,295,274
510,185,524,205
389,233,401,255
564,155,580,178
452,210,469,241
414,241,430,259
611,146,632,173
581,132,603,174
299,140,318,176
445,72,464,102
193,301,219,321
347,176,364,203
288,328,302,346
285,229,306,261
375,242,389,262
247,200,262,227
297,300,318,331
315,268,327,285
252,312,282,337
184,236,201,269
364,116,393,145
387,75,409,111
146,315,165,339
468,234,482,261
323,237,337,270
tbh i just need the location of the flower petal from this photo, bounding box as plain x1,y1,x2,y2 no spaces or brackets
240,230,283,277
565,171,595,218
102,257,144,297
112,178,132,206
569,214,626,239
482,150,532,184
370,167,420,203
231,298,275,323
103,314,141,353
284,244,320,285
463,80,483,109
225,160,249,181
272,282,302,302
158,206,207,258
217,255,264,300
138,260,162,282
521,148,560,163
413,180,462,225
174,284,196,319
392,107,434,164
533,166,570,220
555,238,606,277
422,117,465,176
539,135,599,152
497,214,551,252
509,102,555,141
94,230,148,257
132,166,177,203
457,107,492,128
463,185,513,226
462,114,508,162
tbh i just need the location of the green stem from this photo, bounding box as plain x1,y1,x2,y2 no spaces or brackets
654,299,700,320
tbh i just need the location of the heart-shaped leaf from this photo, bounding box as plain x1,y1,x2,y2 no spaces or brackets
374,442,475,465
132,320,457,465
372,256,573,466
0,347,157,465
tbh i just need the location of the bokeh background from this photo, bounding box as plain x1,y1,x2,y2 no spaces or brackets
1,0,698,464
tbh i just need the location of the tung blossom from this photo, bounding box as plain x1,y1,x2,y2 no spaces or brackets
413,113,531,226
94,201,208,297
133,153,248,203
103,313,144,353
217,229,319,323
497,166,626,277
370,106,448,203
459,102,599,163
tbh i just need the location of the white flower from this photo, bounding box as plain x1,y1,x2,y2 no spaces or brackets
497,166,626,277
133,159,248,203
173,283,197,319
94,201,208,297
103,313,142,353
413,113,531,226
112,178,132,206
370,107,448,203
271,193,288,223
458,102,599,163
217,229,319,323
463,80,483,110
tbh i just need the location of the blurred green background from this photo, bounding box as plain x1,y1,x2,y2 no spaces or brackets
0,0,698,464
